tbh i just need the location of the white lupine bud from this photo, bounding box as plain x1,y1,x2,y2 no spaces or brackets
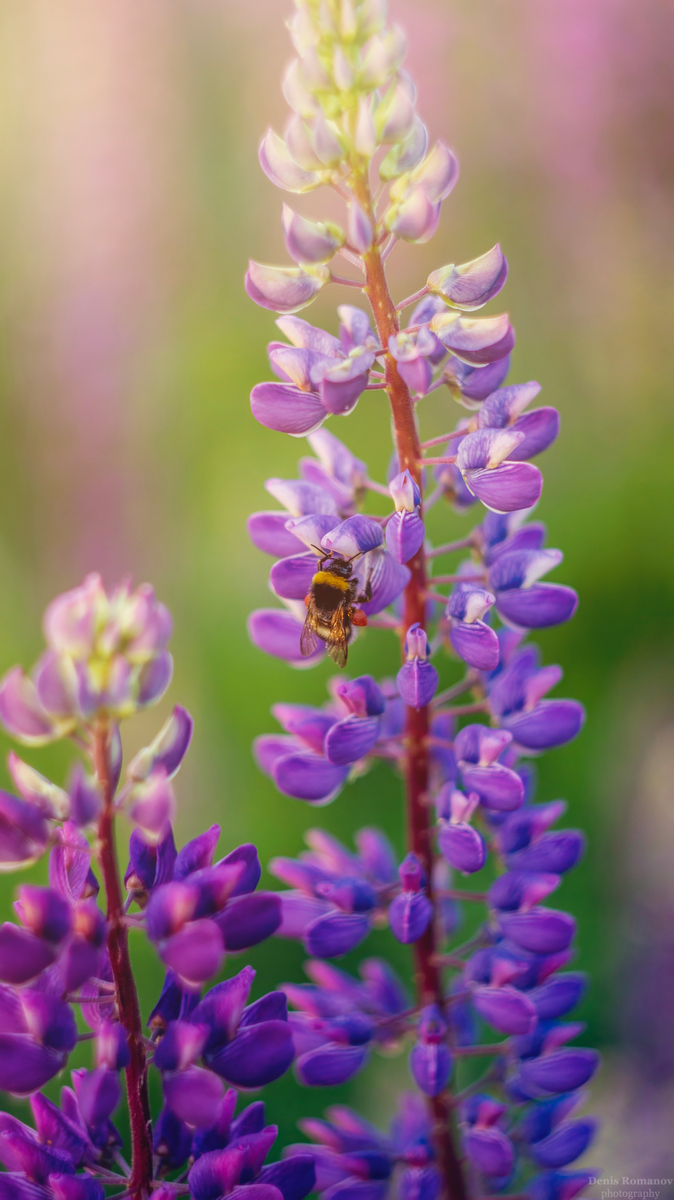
285,115,323,171
375,80,415,143
259,128,322,193
359,35,390,88
282,59,319,118
312,113,345,165
397,68,417,103
333,46,354,91
380,117,428,180
301,47,332,91
358,0,388,37
339,0,358,40
397,117,428,171
388,25,408,70
282,204,345,265
288,8,319,55
384,187,440,243
360,26,406,87
318,0,337,36
354,94,377,157
347,201,374,253
412,140,460,202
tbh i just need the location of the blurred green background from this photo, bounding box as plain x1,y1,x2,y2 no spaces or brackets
0,0,673,1180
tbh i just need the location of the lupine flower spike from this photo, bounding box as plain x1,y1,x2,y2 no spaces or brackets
244,0,596,1197
0,5,597,1200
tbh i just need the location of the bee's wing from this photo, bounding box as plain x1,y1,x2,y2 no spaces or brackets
326,606,349,669
300,606,320,657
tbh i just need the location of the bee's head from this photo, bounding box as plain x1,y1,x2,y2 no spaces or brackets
327,556,353,578
313,545,358,578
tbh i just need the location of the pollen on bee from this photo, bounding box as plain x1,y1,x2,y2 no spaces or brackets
351,609,368,627
304,594,311,607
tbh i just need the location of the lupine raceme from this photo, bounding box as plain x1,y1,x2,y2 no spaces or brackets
0,4,597,1200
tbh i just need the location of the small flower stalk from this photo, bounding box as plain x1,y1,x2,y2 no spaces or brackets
0,5,597,1200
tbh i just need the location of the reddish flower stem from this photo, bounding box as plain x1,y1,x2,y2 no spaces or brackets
94,724,153,1200
362,238,468,1200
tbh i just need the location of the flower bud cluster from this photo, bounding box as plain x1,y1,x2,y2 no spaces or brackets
0,575,173,745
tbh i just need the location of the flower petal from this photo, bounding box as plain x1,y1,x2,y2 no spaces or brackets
251,383,327,437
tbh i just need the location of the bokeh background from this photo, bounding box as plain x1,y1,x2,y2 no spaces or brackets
0,0,673,1182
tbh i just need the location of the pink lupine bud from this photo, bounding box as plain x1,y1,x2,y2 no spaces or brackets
301,47,332,91
0,668,59,745
404,623,429,661
430,310,515,365
284,115,324,172
428,244,508,311
413,141,460,203
385,188,440,244
389,469,420,512
389,117,429,177
259,128,321,193
312,114,345,166
7,752,68,819
375,80,415,143
332,46,354,92
347,202,373,253
282,206,345,265
67,763,102,827
246,261,330,315
283,59,320,119
354,95,377,158
360,26,407,87
127,769,176,842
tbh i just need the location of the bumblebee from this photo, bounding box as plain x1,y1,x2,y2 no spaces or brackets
300,549,373,668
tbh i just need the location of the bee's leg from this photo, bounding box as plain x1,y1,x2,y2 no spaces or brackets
355,572,373,604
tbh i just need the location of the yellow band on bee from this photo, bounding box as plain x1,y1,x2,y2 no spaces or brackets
313,571,351,591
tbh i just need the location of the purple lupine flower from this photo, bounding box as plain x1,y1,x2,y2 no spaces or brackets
476,381,560,461
518,1092,597,1170
388,855,433,945
408,1006,452,1097
270,828,397,957
446,581,500,670
454,427,543,514
250,311,375,433
488,548,578,630
154,1020,226,1129
436,788,486,876
286,1092,438,1200
387,331,437,397
144,827,280,988
454,724,525,811
460,1095,515,1181
255,679,399,804
427,244,508,311
188,966,295,1089
430,310,515,367
284,957,411,1087
488,645,585,751
386,472,425,564
397,625,438,709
